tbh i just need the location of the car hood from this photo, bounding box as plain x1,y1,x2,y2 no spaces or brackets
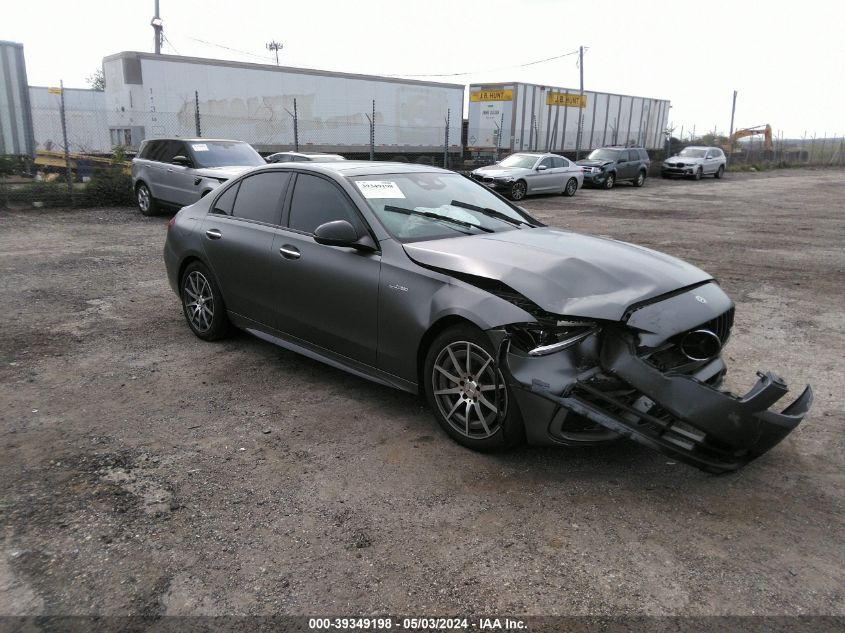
666,156,704,165
472,166,526,178
576,159,613,168
193,165,254,180
403,228,712,321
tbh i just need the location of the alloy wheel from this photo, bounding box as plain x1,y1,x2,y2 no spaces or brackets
137,186,150,213
431,341,507,439
184,271,214,333
510,181,526,200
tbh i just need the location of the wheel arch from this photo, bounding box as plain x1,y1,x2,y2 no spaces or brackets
416,314,483,392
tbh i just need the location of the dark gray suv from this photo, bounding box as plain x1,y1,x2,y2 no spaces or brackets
161,161,812,473
131,138,265,215
576,147,651,189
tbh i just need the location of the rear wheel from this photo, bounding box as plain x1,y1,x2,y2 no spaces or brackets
714,165,724,179
603,173,616,189
632,170,646,187
508,180,527,201
424,324,524,451
563,177,578,197
136,183,159,216
180,262,231,341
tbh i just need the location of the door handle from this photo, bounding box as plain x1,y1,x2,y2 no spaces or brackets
279,245,301,260
167,168,173,173
205,228,222,240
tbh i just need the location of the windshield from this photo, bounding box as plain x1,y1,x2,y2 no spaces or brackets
679,148,707,158
350,173,537,242
187,141,265,168
499,154,539,169
586,148,622,161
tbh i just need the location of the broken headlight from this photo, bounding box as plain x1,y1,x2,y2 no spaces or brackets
508,320,600,356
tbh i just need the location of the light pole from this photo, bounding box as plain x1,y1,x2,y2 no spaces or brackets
266,40,283,65
151,0,163,54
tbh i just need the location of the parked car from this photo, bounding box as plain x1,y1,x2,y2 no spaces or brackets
163,161,812,473
662,146,726,179
576,147,650,189
469,152,583,200
266,151,347,164
132,138,265,216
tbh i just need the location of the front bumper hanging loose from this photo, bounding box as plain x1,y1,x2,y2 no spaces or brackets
527,330,813,473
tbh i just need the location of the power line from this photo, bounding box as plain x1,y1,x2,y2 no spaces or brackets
385,48,583,77
185,36,276,62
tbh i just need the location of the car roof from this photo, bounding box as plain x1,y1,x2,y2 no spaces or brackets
684,145,720,150
251,161,450,177
141,138,248,143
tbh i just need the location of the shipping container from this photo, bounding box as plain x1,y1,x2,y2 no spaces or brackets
103,52,464,158
467,82,670,155
29,86,111,154
0,40,35,156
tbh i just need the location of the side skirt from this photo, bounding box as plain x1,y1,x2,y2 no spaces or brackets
228,312,419,395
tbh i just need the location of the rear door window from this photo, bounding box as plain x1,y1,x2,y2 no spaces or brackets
551,157,567,168
212,182,239,215
230,172,290,225
287,173,362,234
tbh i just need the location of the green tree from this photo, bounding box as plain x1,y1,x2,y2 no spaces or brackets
86,69,105,91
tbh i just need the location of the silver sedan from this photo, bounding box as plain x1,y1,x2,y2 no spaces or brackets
470,152,584,200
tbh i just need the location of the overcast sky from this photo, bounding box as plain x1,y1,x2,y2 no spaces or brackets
4,0,843,138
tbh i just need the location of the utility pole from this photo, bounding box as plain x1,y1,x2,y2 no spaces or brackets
575,45,585,160
59,80,72,198
728,90,737,161
266,40,283,65
151,0,163,55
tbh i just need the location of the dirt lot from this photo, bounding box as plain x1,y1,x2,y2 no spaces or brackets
1,169,843,618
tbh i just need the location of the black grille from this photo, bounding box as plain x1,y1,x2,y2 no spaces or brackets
642,307,735,373
702,307,735,344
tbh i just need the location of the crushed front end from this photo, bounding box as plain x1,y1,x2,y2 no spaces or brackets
492,281,813,473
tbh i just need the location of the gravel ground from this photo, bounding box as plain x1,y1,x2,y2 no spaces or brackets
0,168,843,618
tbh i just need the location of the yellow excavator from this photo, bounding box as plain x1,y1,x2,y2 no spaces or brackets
724,124,773,153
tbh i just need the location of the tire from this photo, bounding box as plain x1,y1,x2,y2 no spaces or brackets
562,177,578,197
508,180,527,201
603,172,616,190
693,167,703,181
632,170,646,187
714,165,724,179
180,261,232,341
423,324,524,452
136,182,159,216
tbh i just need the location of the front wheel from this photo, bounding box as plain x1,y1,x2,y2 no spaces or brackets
603,173,616,189
180,262,231,341
693,167,703,181
136,183,159,216
562,177,578,197
714,165,724,179
632,171,646,187
424,324,524,452
508,180,527,201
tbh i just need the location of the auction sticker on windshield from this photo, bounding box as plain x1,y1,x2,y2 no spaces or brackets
191,143,209,152
356,181,406,199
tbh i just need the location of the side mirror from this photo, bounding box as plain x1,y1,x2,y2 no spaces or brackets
537,164,548,171
172,155,192,167
313,220,375,251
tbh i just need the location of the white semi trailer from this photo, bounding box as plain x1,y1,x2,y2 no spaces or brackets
467,82,670,156
103,52,464,160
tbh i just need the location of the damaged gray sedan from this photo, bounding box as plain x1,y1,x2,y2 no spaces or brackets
163,162,812,473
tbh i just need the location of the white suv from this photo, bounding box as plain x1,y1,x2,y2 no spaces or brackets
131,138,265,215
662,146,726,180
